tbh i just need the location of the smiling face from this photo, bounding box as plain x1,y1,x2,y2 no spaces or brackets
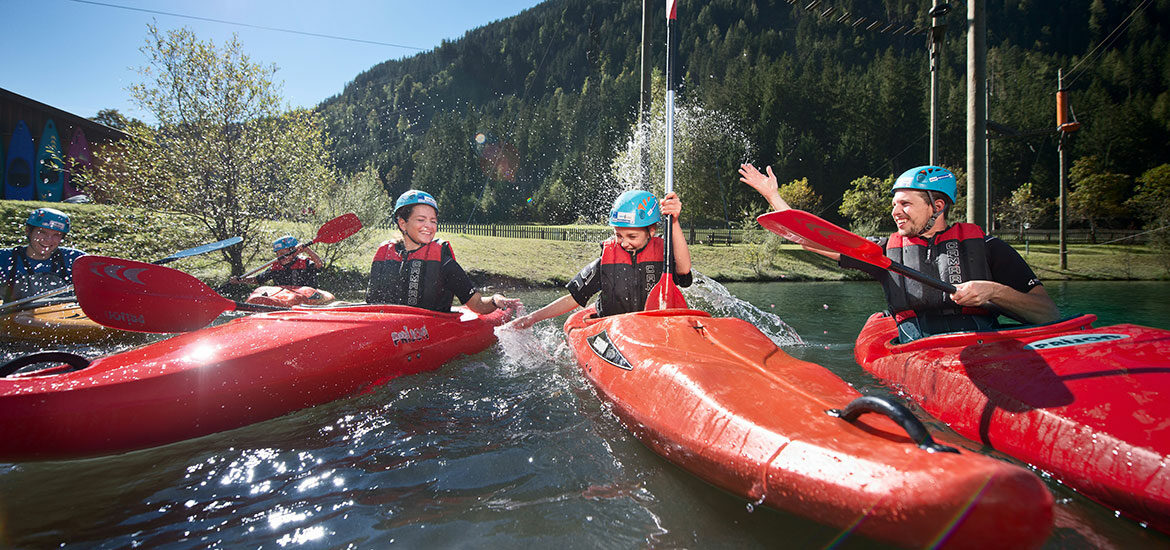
25,226,65,260
891,190,945,237
611,226,655,252
396,204,438,248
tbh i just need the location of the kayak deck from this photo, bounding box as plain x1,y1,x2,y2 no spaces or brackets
855,312,1170,533
245,285,337,307
566,307,1053,548
1,304,508,461
0,301,135,344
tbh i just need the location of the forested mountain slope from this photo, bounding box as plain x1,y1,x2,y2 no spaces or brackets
318,0,1170,227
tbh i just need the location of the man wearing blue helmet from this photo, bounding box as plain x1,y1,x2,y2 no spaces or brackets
1,207,86,302
741,163,1058,341
509,190,693,328
230,235,323,287
367,189,520,313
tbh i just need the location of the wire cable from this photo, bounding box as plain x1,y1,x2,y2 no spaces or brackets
1064,0,1153,88
66,0,425,51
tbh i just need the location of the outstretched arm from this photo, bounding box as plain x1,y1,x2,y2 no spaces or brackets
506,294,581,329
739,163,791,212
741,163,839,260
465,291,523,315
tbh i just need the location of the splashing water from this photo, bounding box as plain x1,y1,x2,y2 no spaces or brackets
682,273,803,347
611,102,753,195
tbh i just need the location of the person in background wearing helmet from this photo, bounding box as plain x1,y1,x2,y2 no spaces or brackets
0,207,86,302
507,190,693,329
229,236,323,287
367,189,521,314
739,163,1058,342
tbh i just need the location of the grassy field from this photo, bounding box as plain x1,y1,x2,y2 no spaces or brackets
333,228,1170,289
4,200,1167,293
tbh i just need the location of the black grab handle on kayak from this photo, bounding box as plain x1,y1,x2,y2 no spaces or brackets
0,351,92,377
828,395,959,454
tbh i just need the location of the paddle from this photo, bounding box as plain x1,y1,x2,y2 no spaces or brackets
644,0,687,311
221,212,362,289
73,255,285,333
757,209,1027,322
754,210,952,288
0,236,243,314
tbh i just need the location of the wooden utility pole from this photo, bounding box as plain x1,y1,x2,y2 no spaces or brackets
639,0,653,184
928,1,949,165
967,0,987,228
985,76,992,230
1056,69,1080,270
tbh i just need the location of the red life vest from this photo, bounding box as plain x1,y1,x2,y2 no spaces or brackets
270,256,311,272
368,239,456,311
596,236,665,317
265,255,316,286
884,223,993,325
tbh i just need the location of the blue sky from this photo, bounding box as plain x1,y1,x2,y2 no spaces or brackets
1,0,546,121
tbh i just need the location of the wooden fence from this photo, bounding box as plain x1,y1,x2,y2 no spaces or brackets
374,220,1149,246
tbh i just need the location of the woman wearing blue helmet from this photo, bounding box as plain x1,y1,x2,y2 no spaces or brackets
509,189,693,328
367,189,520,313
229,235,323,287
740,163,1058,341
1,207,86,302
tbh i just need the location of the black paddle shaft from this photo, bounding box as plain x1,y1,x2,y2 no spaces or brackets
888,261,958,294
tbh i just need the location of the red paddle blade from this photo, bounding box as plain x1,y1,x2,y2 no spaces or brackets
73,256,238,333
756,209,892,269
313,212,363,244
645,273,688,310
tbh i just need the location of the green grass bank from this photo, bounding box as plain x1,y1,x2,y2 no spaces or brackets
4,201,1167,295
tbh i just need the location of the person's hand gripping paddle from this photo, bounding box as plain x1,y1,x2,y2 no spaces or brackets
645,0,687,311
217,213,361,291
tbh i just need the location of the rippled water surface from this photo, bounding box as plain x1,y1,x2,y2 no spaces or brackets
2,280,1168,548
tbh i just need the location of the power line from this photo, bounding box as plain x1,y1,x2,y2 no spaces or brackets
66,0,425,51
1064,0,1154,88
784,0,929,37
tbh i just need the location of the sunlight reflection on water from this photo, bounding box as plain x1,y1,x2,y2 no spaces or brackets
1,282,1168,548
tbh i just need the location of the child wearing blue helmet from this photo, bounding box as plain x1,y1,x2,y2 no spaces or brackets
1,208,86,302
367,189,520,313
509,190,693,328
740,162,1058,341
230,235,323,287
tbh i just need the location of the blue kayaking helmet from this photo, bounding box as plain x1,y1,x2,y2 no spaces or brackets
609,190,660,228
891,166,957,204
26,207,70,234
273,235,299,252
394,189,438,216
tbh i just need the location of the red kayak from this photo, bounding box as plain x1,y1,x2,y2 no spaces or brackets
565,307,1053,549
0,304,509,461
855,312,1170,532
246,285,337,307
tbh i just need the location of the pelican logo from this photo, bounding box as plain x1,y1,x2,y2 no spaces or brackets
1024,333,1128,350
87,261,149,285
587,331,632,370
392,324,430,346
104,310,145,326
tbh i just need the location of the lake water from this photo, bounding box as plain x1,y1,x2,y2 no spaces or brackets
1,280,1168,549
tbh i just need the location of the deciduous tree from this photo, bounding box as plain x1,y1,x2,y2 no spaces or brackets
84,25,333,274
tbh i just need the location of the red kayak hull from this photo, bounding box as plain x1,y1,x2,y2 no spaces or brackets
245,285,336,307
565,308,1053,549
1,304,508,461
855,312,1170,532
